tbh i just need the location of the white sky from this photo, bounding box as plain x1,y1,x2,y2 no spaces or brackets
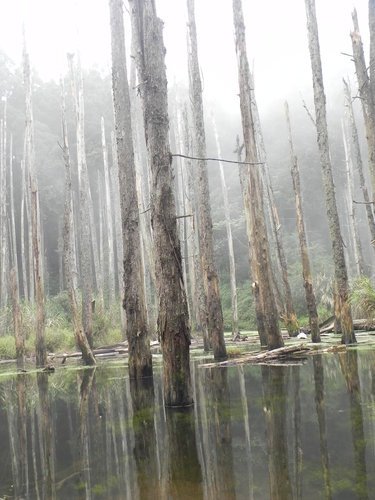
0,0,370,112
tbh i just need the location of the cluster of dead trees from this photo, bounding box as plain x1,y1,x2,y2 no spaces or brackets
1,0,375,407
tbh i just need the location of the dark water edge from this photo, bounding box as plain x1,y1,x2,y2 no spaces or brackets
0,349,374,499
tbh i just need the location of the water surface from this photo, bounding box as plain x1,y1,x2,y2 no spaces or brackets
0,349,374,499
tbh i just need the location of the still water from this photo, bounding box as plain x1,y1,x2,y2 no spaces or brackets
0,349,374,499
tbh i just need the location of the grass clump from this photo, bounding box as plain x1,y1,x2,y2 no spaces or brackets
350,276,375,320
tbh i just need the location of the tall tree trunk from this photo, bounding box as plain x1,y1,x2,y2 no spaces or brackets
110,132,127,337
285,102,320,342
342,120,365,276
129,0,193,405
186,0,227,360
369,0,375,119
67,54,94,348
182,105,209,347
24,37,46,366
0,99,8,308
61,80,96,365
343,78,375,248
351,9,375,201
250,74,298,337
101,117,116,304
305,0,355,344
233,0,283,349
10,268,24,366
109,0,152,378
212,115,239,339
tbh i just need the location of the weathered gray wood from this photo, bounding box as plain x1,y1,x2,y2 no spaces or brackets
305,0,355,344
109,0,152,378
129,0,192,405
232,0,283,350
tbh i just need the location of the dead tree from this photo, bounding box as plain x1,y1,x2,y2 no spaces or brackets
232,0,283,350
305,0,355,344
23,36,46,366
343,78,375,249
109,0,152,378
186,0,227,360
351,9,375,200
129,0,193,405
285,101,320,342
212,115,239,339
67,54,94,348
61,80,96,366
341,120,365,276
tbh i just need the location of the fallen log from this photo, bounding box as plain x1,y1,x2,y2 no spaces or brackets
320,319,375,334
200,344,309,369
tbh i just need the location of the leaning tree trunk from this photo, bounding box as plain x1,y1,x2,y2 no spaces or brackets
23,38,46,367
232,0,283,350
343,78,375,249
67,54,94,348
109,0,152,379
129,0,193,406
186,0,227,360
61,80,96,366
351,9,375,201
285,102,320,342
305,0,355,344
211,115,239,339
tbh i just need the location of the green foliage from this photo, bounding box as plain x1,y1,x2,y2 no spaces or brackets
44,328,76,353
350,276,375,320
220,280,256,331
0,336,16,359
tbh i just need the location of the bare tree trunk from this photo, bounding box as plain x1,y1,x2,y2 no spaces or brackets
129,0,193,405
20,157,28,301
233,0,283,349
68,54,94,348
370,0,375,101
250,75,298,336
305,0,355,344
0,99,8,308
343,78,375,248
110,132,127,337
285,102,320,342
24,37,46,367
110,0,152,378
101,117,116,304
342,120,365,276
182,106,209,347
186,0,227,360
351,9,375,201
10,268,24,365
212,116,239,339
61,80,96,365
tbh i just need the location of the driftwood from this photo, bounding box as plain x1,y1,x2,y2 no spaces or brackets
320,318,375,334
200,344,310,369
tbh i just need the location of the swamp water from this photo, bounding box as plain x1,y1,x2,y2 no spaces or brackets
0,349,375,499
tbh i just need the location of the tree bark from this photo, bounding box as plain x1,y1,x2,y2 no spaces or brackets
24,37,46,367
305,0,355,344
285,101,320,342
343,78,375,249
67,54,94,348
232,0,283,350
61,80,96,366
212,116,239,339
342,120,365,276
109,0,152,379
186,0,227,360
351,9,375,201
129,0,192,405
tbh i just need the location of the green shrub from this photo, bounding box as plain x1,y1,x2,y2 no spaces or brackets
0,335,16,359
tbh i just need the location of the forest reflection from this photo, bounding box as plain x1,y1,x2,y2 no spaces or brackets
0,351,375,499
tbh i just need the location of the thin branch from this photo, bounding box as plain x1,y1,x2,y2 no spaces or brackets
353,199,375,205
140,207,151,214
171,152,264,166
176,214,193,219
302,99,316,127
